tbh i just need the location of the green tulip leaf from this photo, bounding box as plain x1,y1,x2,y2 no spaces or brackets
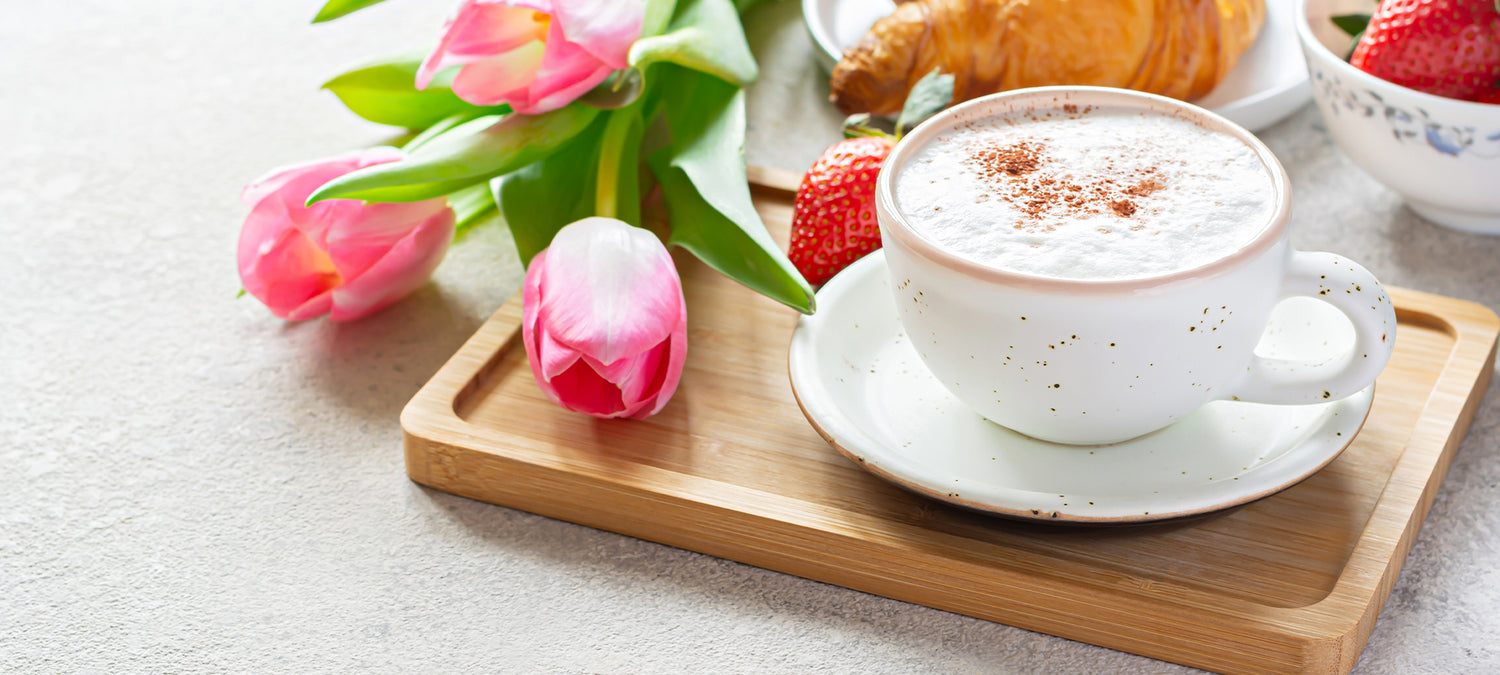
629,0,757,86
734,0,776,14
450,183,498,239
642,0,680,37
493,107,644,265
491,135,594,265
649,67,812,313
308,105,599,204
321,55,492,130
401,110,497,153
313,0,393,23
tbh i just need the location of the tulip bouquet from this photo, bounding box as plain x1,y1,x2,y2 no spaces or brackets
238,0,813,419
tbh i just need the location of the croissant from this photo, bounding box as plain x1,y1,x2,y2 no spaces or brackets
829,0,1265,116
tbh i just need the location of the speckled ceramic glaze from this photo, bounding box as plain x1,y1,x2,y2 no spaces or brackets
787,252,1374,523
877,87,1397,445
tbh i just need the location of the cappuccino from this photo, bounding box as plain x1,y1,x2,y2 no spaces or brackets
894,106,1275,281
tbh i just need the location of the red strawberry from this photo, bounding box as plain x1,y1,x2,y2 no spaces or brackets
1476,86,1500,102
787,135,894,285
1350,0,1500,101
787,69,954,285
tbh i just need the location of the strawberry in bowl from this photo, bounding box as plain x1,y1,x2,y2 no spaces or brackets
1297,0,1500,233
1344,0,1500,102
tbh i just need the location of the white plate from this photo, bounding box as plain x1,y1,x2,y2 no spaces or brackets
787,251,1373,524
803,0,1312,132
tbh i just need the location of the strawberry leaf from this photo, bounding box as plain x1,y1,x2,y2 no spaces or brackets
895,69,955,137
1330,13,1372,60
842,114,893,139
1331,13,1372,37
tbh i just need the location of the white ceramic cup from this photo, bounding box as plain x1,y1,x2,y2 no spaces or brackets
876,87,1397,445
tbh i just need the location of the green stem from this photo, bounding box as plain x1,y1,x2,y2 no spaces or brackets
449,183,497,240
595,109,636,219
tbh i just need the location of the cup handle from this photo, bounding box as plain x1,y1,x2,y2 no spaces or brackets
1231,251,1397,405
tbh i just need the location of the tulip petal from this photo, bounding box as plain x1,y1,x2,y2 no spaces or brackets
536,218,682,366
551,0,644,68
449,41,546,107
328,207,456,322
521,63,613,115
284,291,337,322
241,147,405,208
639,306,688,417
585,340,664,418
417,0,551,90
548,358,627,416
287,196,362,253
525,254,594,392
444,2,549,56
509,19,614,114
324,198,453,280
586,286,686,417
537,326,584,380
238,147,451,323
588,345,656,409
522,249,560,404
238,197,344,320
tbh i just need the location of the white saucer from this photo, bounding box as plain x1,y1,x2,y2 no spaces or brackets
787,251,1373,524
802,0,1311,132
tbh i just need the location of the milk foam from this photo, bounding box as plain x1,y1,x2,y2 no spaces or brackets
894,108,1275,280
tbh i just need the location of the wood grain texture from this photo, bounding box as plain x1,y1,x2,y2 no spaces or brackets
402,167,1498,675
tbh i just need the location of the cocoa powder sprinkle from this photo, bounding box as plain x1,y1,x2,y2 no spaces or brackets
972,141,1041,177
962,139,1167,229
1124,177,1163,197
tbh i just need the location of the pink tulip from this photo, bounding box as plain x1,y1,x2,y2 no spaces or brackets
522,217,688,418
237,147,456,322
416,0,645,115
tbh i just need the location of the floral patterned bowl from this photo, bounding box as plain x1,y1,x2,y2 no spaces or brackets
1297,0,1500,233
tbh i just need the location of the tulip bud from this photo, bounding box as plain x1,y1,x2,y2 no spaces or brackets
416,0,645,115
522,217,687,418
237,148,455,321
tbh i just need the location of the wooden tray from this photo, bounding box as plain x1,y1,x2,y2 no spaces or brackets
402,168,1499,675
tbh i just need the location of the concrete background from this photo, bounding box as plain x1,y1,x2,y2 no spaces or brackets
3,0,1499,672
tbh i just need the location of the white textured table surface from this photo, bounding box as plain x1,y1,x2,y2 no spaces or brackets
4,2,1499,672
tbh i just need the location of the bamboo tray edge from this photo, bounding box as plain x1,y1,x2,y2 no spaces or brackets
401,168,1499,675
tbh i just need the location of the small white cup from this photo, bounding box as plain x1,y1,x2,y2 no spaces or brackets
876,87,1397,445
